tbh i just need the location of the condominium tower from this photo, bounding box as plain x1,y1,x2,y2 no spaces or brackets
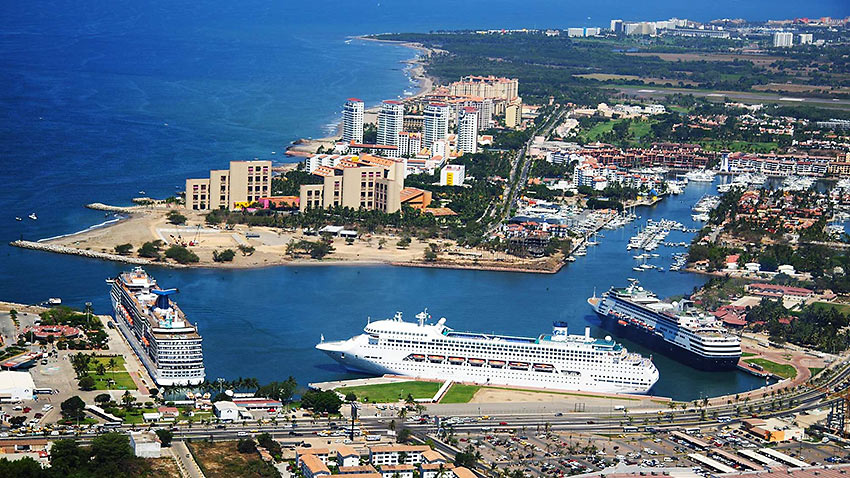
342,98,364,144
457,107,478,155
773,32,793,47
377,100,404,149
423,103,450,150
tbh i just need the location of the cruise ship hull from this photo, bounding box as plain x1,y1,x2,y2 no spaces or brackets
594,312,739,370
317,336,658,395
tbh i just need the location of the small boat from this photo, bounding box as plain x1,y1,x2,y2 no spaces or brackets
618,320,628,326
468,358,485,366
565,256,576,262
186,392,196,400
509,361,529,370
448,356,465,364
202,392,211,399
14,217,21,221
410,354,426,361
428,355,445,362
533,363,555,372
488,360,506,368
28,213,37,220
138,190,146,195
632,267,643,271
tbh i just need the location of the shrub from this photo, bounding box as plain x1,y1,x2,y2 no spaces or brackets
137,242,161,259
114,243,133,255
238,244,255,256
165,245,199,264
166,210,187,225
213,249,236,262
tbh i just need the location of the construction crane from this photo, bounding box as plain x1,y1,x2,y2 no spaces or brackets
188,225,201,247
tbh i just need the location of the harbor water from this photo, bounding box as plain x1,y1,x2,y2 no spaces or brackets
1,0,831,400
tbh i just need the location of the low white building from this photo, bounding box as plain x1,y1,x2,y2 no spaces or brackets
440,164,466,186
0,371,34,402
213,401,240,422
129,431,161,458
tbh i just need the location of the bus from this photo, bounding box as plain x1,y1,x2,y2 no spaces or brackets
685,427,700,435
623,426,638,433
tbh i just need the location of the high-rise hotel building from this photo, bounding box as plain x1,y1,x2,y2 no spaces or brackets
377,100,404,152
457,107,479,155
185,161,271,211
423,103,450,150
342,98,364,144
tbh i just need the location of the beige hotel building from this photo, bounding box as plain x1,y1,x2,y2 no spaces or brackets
299,154,405,213
185,160,271,210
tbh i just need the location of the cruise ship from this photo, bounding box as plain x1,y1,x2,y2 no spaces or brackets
109,267,205,386
316,311,659,394
588,281,741,370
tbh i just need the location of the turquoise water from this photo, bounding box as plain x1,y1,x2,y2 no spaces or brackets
3,0,846,399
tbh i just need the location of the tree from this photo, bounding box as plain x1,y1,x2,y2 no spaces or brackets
237,438,256,454
301,389,343,414
257,432,282,456
96,363,106,376
114,243,133,255
108,357,118,382
345,392,357,402
155,429,174,447
167,210,187,225
79,375,96,391
138,241,162,259
60,396,86,422
397,428,411,443
165,245,199,264
50,439,82,476
397,237,412,249
90,432,133,474
238,244,256,256
213,249,236,262
121,390,136,409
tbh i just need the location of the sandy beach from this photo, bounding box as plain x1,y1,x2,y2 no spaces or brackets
21,206,563,273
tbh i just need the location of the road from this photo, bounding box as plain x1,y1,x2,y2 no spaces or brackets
172,440,205,478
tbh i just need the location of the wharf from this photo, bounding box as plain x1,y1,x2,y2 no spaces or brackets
736,359,772,378
9,240,180,267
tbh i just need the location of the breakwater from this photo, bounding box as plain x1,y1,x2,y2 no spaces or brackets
9,240,172,266
85,203,144,214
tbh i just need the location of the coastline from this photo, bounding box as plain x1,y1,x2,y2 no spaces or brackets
286,35,437,157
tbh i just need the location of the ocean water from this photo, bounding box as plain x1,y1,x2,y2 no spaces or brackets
2,0,848,399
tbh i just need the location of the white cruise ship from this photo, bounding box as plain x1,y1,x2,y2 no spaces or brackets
316,311,659,394
684,170,716,182
109,267,205,386
588,280,741,370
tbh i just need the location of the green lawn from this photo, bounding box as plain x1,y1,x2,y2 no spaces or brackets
440,384,481,403
335,381,441,403
107,407,158,424
809,367,825,378
742,352,757,357
744,358,797,379
811,302,850,315
85,355,137,390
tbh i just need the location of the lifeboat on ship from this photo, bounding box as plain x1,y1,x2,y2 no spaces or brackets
428,355,445,363
533,363,555,372
410,354,426,361
468,358,485,366
618,320,628,326
509,361,529,370
448,356,465,364
488,360,506,368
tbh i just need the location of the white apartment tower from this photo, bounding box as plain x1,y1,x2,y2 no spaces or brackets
423,103,450,150
377,100,404,149
773,32,793,47
342,98,364,144
457,107,479,155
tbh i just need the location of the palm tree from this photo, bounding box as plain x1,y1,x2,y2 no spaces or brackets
108,357,117,383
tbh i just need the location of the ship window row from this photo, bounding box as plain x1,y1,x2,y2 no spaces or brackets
382,339,601,357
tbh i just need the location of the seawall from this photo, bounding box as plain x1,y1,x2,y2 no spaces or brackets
9,240,174,266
